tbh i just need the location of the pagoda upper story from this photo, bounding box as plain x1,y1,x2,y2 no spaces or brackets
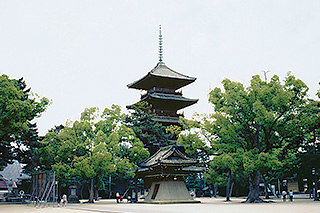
127,26,198,125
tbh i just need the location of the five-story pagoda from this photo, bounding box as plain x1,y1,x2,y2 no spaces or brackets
127,26,200,203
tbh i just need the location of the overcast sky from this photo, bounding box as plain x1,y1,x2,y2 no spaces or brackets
1,0,320,135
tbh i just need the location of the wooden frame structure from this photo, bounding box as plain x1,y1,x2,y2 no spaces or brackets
31,171,56,206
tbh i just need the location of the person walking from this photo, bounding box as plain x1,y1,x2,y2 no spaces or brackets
282,190,287,202
61,194,67,207
289,190,293,202
116,192,120,203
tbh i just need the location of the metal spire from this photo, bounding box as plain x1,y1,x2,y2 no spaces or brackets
158,25,163,62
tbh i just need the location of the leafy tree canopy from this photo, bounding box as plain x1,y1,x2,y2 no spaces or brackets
125,101,175,154
38,105,149,202
203,73,319,203
0,75,49,170
177,116,213,163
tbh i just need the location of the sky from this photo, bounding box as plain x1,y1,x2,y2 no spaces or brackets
1,0,320,135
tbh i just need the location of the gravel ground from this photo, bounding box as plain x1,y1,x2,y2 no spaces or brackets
0,194,319,213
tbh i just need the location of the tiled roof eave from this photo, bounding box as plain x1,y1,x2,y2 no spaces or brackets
140,161,198,168
138,145,199,168
127,74,195,90
127,72,152,89
150,62,196,81
143,93,198,103
150,72,196,82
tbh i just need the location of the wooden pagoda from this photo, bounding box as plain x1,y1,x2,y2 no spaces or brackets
127,26,200,203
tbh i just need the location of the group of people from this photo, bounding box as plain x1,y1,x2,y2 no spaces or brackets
59,192,130,205
282,190,294,202
116,192,132,203
116,192,122,203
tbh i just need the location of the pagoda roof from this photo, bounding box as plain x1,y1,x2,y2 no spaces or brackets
127,62,196,90
139,145,198,168
141,92,198,111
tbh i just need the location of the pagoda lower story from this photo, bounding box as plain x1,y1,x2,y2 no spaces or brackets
144,180,197,204
137,146,202,203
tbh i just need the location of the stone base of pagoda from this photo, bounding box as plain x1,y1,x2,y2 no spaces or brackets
142,180,200,204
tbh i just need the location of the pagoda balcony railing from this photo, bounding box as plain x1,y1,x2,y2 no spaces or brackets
152,116,180,123
140,87,182,99
152,109,183,117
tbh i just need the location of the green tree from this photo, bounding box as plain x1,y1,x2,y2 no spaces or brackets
0,75,49,170
177,116,212,163
19,123,44,174
38,125,83,190
71,106,118,203
117,125,150,167
297,128,320,191
38,105,149,202
207,151,243,201
205,73,317,203
73,138,115,203
297,87,320,187
125,101,174,155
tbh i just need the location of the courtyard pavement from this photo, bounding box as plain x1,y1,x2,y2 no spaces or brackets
0,194,319,213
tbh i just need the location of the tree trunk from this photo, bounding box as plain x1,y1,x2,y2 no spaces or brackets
58,182,61,201
109,176,112,199
213,185,218,197
226,170,232,201
229,182,234,197
244,171,264,203
134,177,138,203
210,184,216,197
89,177,94,203
261,175,272,199
80,184,84,199
235,185,240,197
95,188,99,201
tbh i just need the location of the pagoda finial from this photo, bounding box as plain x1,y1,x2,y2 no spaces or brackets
158,25,163,62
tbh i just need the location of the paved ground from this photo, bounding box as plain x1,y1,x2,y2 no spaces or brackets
0,194,319,213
